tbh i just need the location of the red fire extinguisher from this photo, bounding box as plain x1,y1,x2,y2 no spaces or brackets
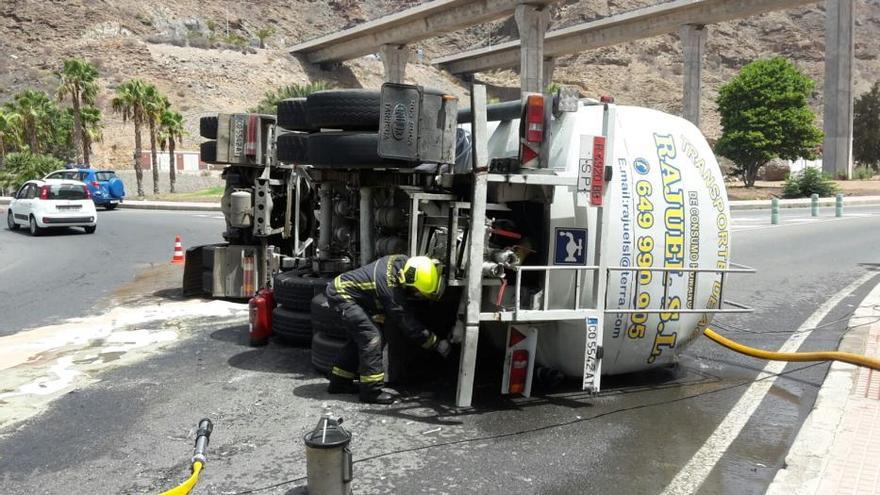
249,287,275,346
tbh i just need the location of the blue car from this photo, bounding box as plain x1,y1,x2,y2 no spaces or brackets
44,168,126,209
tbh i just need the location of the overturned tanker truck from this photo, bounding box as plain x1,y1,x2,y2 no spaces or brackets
186,83,753,406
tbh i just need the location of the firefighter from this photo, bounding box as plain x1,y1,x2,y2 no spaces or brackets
325,255,451,404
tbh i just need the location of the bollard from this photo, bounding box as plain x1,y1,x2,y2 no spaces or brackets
811,193,819,217
304,413,353,495
771,198,779,225
836,193,843,217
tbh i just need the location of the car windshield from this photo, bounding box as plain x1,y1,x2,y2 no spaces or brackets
46,184,88,200
95,171,116,181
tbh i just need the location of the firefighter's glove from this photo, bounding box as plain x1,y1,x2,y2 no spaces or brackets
436,339,452,358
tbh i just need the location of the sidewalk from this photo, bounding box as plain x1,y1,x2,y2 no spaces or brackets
767,281,880,495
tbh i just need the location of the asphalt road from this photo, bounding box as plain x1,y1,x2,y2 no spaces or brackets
0,208,225,336
1,205,879,494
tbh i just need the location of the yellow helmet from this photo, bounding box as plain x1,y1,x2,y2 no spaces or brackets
399,256,443,299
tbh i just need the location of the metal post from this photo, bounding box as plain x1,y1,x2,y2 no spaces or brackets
836,193,843,217
811,193,819,217
359,187,373,265
318,185,332,260
771,197,779,225
456,84,489,408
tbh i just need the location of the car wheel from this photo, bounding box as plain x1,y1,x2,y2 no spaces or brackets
6,210,19,231
29,216,42,236
311,293,347,339
272,307,312,346
311,331,348,375
84,225,96,234
306,90,381,130
274,269,332,312
104,203,118,211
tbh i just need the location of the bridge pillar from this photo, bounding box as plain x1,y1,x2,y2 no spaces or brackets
823,0,854,179
543,57,556,88
679,24,707,127
380,44,411,84
515,3,550,95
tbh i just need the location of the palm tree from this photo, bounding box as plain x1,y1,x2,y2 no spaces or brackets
11,90,54,154
56,59,99,165
112,79,149,197
80,106,103,165
0,108,23,166
144,85,168,194
159,108,185,193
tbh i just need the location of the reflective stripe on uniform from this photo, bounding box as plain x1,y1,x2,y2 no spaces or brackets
421,333,438,350
333,277,352,300
360,372,385,383
387,255,404,287
331,366,356,379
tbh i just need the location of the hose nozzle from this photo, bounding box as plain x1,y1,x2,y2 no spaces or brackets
191,418,213,465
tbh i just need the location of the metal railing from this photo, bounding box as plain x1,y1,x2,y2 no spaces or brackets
488,262,755,322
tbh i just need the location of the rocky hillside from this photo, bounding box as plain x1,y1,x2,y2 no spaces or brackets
1,0,879,168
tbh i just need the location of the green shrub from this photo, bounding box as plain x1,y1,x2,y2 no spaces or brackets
782,167,839,198
853,165,874,180
0,152,63,189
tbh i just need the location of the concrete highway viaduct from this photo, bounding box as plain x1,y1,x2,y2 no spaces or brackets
290,0,856,178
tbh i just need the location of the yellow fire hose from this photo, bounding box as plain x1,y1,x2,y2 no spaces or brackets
704,327,880,370
159,461,204,495
159,419,213,495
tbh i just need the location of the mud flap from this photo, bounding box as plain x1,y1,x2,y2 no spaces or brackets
182,246,205,297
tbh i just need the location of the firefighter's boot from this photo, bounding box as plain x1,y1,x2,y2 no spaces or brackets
327,368,358,394
359,382,396,404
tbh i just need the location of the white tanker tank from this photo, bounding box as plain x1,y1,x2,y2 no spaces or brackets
483,102,731,377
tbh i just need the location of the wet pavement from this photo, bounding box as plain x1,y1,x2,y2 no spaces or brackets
1,207,880,494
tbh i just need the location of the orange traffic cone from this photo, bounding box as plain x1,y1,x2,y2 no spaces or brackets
171,235,185,265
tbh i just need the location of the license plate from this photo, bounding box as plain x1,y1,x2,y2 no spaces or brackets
58,205,81,210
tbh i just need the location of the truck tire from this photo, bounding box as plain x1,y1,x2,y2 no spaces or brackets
274,268,332,312
306,90,381,130
276,98,314,132
307,132,408,169
311,331,347,375
310,293,348,339
200,141,217,163
272,307,312,346
200,116,218,139
276,132,308,164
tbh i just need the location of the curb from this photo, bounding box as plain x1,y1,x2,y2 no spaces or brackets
0,196,220,212
765,279,880,494
118,201,221,212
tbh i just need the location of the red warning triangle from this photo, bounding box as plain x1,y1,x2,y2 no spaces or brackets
509,328,526,347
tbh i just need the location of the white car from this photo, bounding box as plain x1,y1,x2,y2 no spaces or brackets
6,179,98,236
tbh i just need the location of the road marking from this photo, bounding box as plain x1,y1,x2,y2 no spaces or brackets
731,214,880,233
661,271,877,495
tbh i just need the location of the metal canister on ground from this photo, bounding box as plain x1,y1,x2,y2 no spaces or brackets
304,413,353,495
